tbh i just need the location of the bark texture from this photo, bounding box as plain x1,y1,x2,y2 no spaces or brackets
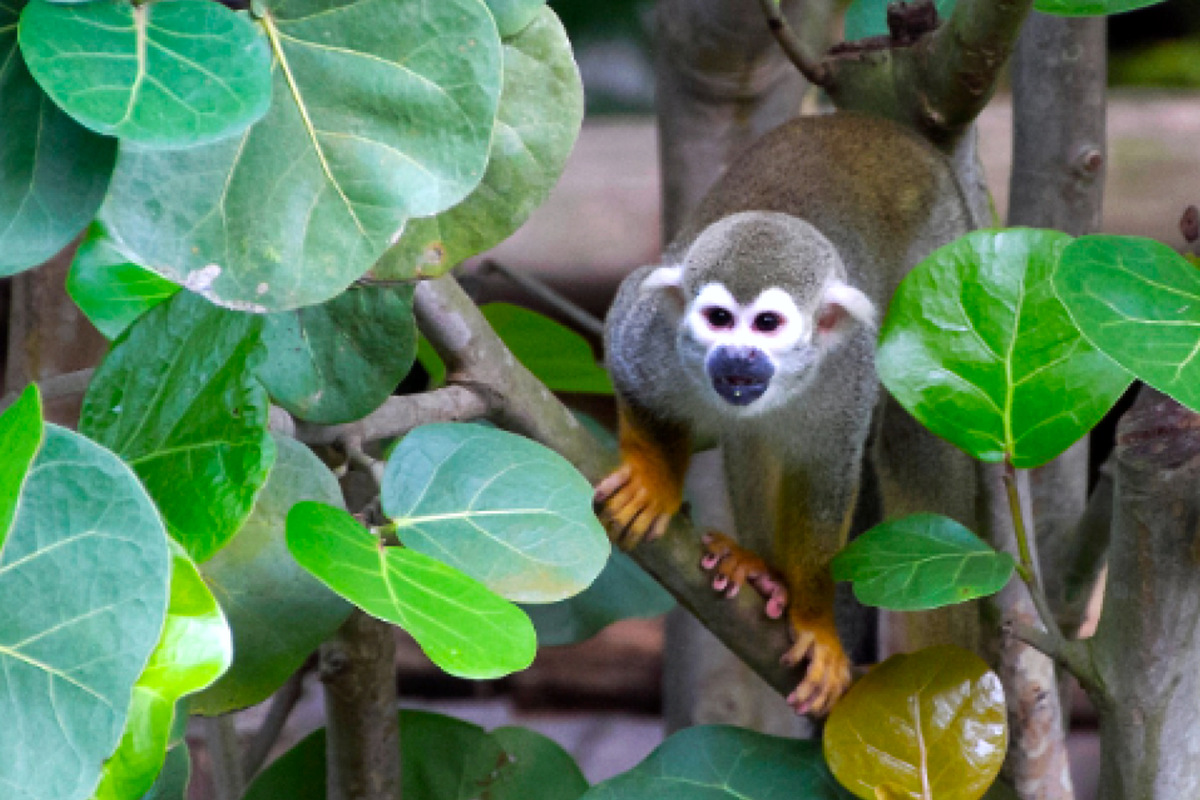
1090,389,1200,800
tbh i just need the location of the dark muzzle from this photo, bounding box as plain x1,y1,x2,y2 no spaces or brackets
708,346,774,406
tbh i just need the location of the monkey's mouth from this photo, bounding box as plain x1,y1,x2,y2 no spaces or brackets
711,373,770,406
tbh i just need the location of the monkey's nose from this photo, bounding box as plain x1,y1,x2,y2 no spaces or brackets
707,347,774,406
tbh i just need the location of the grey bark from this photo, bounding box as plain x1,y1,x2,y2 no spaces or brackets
981,13,1109,800
1089,389,1200,800
655,0,831,734
321,611,401,800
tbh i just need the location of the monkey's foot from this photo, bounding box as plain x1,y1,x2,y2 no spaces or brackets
699,533,788,615
594,459,683,550
782,609,852,716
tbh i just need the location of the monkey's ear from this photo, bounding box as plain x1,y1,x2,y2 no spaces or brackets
817,280,876,340
640,265,687,309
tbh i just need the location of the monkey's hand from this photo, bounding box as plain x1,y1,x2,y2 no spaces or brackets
782,609,852,716
699,532,789,614
594,411,689,549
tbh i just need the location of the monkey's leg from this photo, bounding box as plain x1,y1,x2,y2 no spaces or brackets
779,569,852,716
594,401,690,549
699,532,789,616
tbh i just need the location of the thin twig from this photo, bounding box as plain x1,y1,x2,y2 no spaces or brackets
202,714,246,800
242,660,313,779
753,0,832,87
292,386,494,446
1003,463,1067,647
478,260,605,339
344,437,385,488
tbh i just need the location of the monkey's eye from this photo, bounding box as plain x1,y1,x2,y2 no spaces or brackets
752,312,784,333
703,307,735,329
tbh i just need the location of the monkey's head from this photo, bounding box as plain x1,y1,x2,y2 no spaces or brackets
644,212,876,415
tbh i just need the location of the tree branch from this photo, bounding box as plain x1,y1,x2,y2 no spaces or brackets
753,0,831,88
242,660,312,779
291,386,494,447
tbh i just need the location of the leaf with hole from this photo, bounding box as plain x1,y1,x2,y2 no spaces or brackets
0,0,116,276
878,228,1131,468
832,514,1015,611
825,645,1007,800
19,0,271,146
259,285,417,424
192,435,351,715
67,223,180,340
372,7,581,280
92,544,231,800
583,725,853,800
383,423,609,603
100,0,502,311
1054,234,1200,413
0,424,171,800
79,290,275,562
287,502,536,679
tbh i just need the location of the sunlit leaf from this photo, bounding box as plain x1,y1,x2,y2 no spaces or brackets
1054,234,1200,413
19,0,271,146
825,646,1007,800
583,725,853,800
259,285,416,424
0,384,42,549
1034,0,1168,15
287,502,536,679
372,7,581,280
79,290,275,562
193,435,351,715
0,424,171,800
100,0,502,311
878,228,1131,468
383,423,609,603
67,223,180,340
0,0,115,276
832,514,1016,611
93,545,231,800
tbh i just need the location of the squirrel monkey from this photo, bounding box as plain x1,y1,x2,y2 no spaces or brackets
595,112,975,715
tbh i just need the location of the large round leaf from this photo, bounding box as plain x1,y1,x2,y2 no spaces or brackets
1054,235,1200,413
383,423,609,603
371,7,582,280
832,514,1016,611
1034,0,1168,14
67,223,180,340
0,0,116,276
825,645,1007,800
244,710,587,800
287,501,536,679
192,435,351,715
259,285,417,424
19,0,271,147
79,290,275,563
485,0,546,37
583,725,853,800
0,385,43,547
93,545,231,800
0,424,171,800
100,0,502,311
878,228,1131,468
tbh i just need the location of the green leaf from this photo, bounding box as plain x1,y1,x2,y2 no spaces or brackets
1054,234,1200,413
259,285,417,424
372,7,581,280
485,0,546,37
19,0,271,146
490,304,611,393
244,710,588,800
832,514,1016,611
79,290,275,562
287,502,536,679
67,222,180,340
878,228,1131,468
0,0,116,276
93,545,232,800
383,423,609,603
584,725,853,800
100,0,502,312
140,743,190,800
1034,0,1168,15
0,424,171,800
825,645,1007,800
843,0,957,40
0,384,43,550
524,550,674,646
192,435,351,715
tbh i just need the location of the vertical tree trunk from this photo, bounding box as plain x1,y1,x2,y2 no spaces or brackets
1089,389,1200,800
654,0,832,734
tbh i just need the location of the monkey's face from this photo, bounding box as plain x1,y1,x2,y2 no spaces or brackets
680,283,815,413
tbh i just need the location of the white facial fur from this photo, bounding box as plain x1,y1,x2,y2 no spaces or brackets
684,284,808,353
